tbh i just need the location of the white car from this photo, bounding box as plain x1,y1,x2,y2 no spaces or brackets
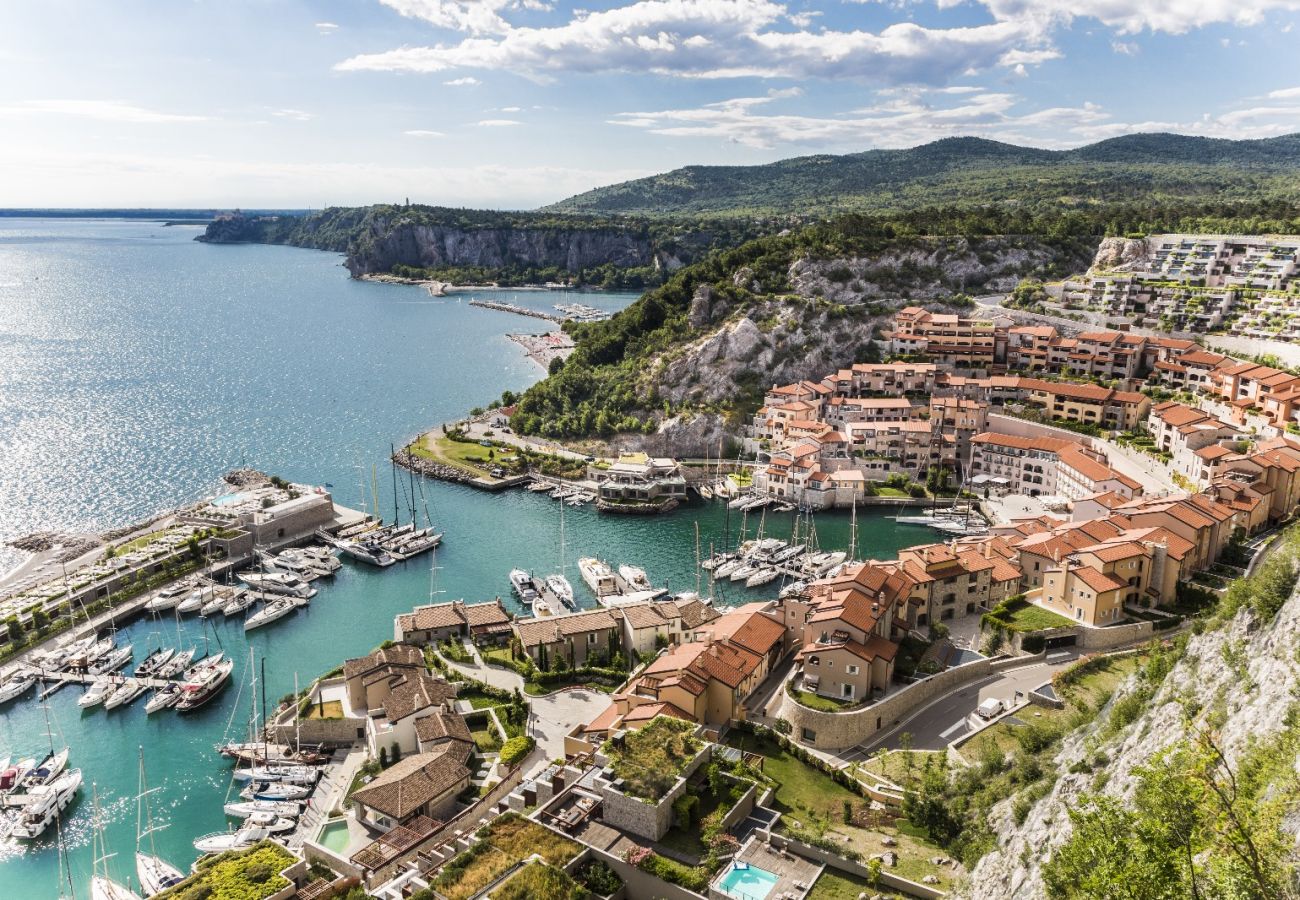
976,698,1005,720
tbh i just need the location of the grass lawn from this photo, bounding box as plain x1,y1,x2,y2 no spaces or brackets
873,487,910,498
411,433,504,480
959,653,1144,763
604,717,701,801
304,700,343,720
806,869,903,900
725,731,957,891
995,599,1074,632
494,864,589,900
156,841,294,900
856,749,943,789
436,814,580,900
457,686,512,710
659,783,730,859
788,688,856,712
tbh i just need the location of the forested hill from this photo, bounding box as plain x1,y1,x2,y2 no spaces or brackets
508,200,1300,454
545,133,1300,217
197,205,767,289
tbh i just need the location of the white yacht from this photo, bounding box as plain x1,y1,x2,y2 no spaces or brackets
22,748,70,789
240,781,313,802
135,647,175,678
175,587,207,615
144,582,191,613
578,557,618,598
222,590,259,616
296,545,341,573
618,564,652,592
10,768,82,840
334,537,395,567
192,819,287,854
545,574,576,610
223,798,302,819
144,684,182,714
175,656,235,713
244,597,300,631
0,668,38,705
509,568,536,600
745,568,779,588
236,570,316,599
136,749,184,897
231,764,318,785
155,647,195,679
104,680,149,710
89,644,134,676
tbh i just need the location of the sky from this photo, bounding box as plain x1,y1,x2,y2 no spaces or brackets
1,0,1299,209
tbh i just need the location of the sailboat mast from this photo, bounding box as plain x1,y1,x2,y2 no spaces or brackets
694,522,701,596
408,455,419,525
391,445,400,526
850,499,859,563
294,672,301,756
260,656,268,765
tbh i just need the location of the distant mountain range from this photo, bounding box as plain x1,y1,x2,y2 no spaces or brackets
545,133,1300,217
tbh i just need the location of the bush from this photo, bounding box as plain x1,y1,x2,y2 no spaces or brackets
1021,634,1046,654
499,736,535,767
575,860,621,897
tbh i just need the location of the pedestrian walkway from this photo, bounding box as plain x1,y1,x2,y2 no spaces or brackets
438,648,524,693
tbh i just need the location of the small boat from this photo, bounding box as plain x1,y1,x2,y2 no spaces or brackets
545,574,575,610
0,668,38,705
145,583,191,613
509,569,535,600
334,537,395,568
532,595,557,618
236,571,316,599
199,592,229,617
231,764,318,785
10,768,82,840
223,799,303,819
144,684,182,714
89,645,134,676
295,545,341,573
779,580,807,599
727,495,750,509
222,590,258,616
244,597,300,631
699,485,714,500
730,563,760,582
527,480,553,492
104,679,149,710
746,568,780,588
175,588,207,615
192,821,282,853
715,558,746,579
240,781,312,802
22,748,70,789
618,564,652,591
135,647,175,678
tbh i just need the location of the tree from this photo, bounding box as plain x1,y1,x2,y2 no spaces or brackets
378,746,389,768
390,741,402,765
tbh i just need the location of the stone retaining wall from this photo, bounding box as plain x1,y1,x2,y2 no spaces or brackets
597,743,712,841
761,831,945,900
779,659,995,751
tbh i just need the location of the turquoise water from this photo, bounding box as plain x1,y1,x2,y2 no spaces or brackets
0,218,934,897
317,820,351,854
719,862,780,900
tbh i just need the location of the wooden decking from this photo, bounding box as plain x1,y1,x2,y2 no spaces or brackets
724,839,824,900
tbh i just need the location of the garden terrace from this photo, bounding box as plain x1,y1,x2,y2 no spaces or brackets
601,716,701,802
981,596,1073,633
155,841,295,900
492,862,592,900
352,815,441,872
433,813,581,900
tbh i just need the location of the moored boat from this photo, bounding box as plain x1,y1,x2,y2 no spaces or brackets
10,768,82,840
244,596,300,631
0,668,38,705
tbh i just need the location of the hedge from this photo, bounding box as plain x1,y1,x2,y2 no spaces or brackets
500,736,535,767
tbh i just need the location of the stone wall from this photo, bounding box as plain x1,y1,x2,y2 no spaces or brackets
762,831,944,900
1005,620,1153,654
780,659,995,751
597,744,712,841
987,412,1098,450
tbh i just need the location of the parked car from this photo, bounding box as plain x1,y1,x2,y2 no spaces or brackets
976,698,1005,720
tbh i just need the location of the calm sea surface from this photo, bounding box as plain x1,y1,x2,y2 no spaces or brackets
0,218,932,896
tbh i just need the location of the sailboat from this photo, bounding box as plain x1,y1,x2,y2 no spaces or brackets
545,499,576,610
135,748,183,896
90,783,142,900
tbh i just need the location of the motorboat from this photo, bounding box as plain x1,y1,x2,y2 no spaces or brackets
531,594,559,618
509,568,536,600
618,564,652,592
577,558,618,598
779,580,807,600
192,821,283,854
89,644,134,676
10,768,82,839
22,748,70,789
545,574,576,610
236,570,316,599
176,587,207,615
745,568,780,588
0,668,38,705
240,781,312,802
144,582,191,613
295,545,341,573
155,647,195,679
231,764,318,785
223,798,303,819
135,647,175,678
244,597,300,631
175,656,234,713
1,758,35,793
257,550,319,581
104,679,149,710
144,684,182,714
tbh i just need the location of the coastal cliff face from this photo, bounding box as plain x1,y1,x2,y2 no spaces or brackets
343,219,654,276
954,584,1300,899
1088,235,1152,271
197,207,728,282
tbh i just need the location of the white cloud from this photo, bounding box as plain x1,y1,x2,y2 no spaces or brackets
404,129,447,136
971,0,1300,36
498,105,523,112
1110,40,1139,54
444,76,482,85
476,118,522,125
372,0,551,35
337,0,1048,84
0,99,208,124
271,108,315,121
1268,86,1300,98
315,22,340,34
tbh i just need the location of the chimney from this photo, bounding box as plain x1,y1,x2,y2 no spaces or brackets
709,644,718,657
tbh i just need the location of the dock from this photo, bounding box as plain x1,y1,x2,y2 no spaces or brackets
36,669,178,690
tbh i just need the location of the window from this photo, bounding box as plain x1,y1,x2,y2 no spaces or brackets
801,727,816,742
842,683,855,699
588,633,597,645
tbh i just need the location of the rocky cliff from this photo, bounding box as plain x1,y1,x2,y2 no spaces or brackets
1088,235,1153,272
955,574,1300,898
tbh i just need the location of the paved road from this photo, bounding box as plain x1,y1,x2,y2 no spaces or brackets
840,651,1081,760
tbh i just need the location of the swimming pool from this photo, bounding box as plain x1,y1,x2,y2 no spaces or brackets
318,819,353,854
718,862,780,900
211,492,245,507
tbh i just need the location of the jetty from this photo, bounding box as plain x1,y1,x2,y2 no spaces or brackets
468,300,564,323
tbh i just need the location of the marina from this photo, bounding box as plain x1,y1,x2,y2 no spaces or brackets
0,218,933,899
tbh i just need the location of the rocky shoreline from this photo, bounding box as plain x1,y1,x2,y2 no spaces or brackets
392,449,486,487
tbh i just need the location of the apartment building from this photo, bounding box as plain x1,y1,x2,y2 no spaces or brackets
1147,401,1244,486
895,540,1021,624
822,362,939,397
1020,378,1152,431
970,432,1140,500
889,306,1005,370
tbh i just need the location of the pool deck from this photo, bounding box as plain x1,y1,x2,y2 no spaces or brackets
717,839,824,900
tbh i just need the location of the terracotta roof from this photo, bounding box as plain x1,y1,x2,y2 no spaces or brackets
1070,566,1128,594
973,432,1074,453
1194,445,1233,460
514,608,621,648
709,609,786,656
674,598,720,629
343,644,425,680
1077,541,1148,563
350,747,470,820
620,602,675,631
415,710,474,748
622,701,694,724
384,673,457,723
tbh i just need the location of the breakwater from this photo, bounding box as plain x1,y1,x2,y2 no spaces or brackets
469,299,565,322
